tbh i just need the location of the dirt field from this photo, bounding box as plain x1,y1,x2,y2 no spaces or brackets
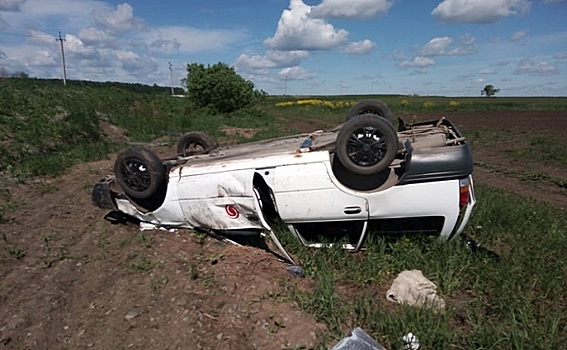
1,110,566,349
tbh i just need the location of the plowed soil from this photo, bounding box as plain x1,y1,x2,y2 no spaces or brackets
1,110,566,350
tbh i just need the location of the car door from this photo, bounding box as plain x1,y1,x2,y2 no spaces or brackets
271,161,369,223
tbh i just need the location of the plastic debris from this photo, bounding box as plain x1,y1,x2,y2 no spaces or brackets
287,265,304,278
464,235,500,261
298,137,313,153
331,327,387,350
402,332,420,350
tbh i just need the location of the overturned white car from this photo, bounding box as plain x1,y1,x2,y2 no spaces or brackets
92,100,475,260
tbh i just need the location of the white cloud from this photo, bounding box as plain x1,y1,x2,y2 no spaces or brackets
478,69,495,74
420,37,452,56
235,50,309,71
278,66,316,80
432,0,530,24
514,57,559,76
149,38,181,52
399,56,435,72
447,34,477,55
343,39,376,55
26,49,57,67
147,26,248,54
15,0,105,30
511,30,528,41
264,0,349,51
27,30,55,45
0,0,26,11
418,35,477,57
0,1,251,84
554,52,567,59
310,0,393,19
491,60,512,66
78,27,113,47
118,53,158,79
64,34,103,61
92,3,144,34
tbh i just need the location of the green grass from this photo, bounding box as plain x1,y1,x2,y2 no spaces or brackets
1,78,566,348
2,78,566,180
273,184,567,349
517,136,567,166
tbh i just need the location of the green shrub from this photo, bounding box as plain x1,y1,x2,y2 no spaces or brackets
182,62,261,113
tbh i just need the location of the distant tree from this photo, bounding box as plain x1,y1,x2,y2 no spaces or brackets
10,71,30,79
182,62,261,113
481,84,500,97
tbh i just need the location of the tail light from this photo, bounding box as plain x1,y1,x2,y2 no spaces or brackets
459,178,471,208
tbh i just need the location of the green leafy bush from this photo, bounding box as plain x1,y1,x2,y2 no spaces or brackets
183,62,263,113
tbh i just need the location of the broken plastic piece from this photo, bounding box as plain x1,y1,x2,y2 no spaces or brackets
402,332,420,350
331,327,387,350
298,137,313,153
287,266,304,278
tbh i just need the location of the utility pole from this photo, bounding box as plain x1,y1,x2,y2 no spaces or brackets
56,31,67,86
168,61,174,95
284,74,288,95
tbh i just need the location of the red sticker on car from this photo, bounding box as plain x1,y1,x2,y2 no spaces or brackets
225,205,239,219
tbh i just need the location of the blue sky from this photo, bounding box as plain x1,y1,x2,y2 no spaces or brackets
1,0,566,96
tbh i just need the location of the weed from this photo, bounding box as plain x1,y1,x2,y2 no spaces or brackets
8,248,26,259
201,275,216,290
193,231,208,245
207,253,224,265
120,231,154,249
188,262,199,280
127,255,154,273
41,235,71,268
32,180,59,195
267,314,286,334
135,232,154,248
150,275,169,292
0,189,21,223
1,233,26,260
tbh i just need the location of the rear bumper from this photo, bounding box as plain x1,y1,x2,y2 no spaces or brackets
448,175,476,240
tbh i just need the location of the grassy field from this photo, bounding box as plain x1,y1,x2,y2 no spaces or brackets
2,78,566,179
1,78,566,348
272,185,567,348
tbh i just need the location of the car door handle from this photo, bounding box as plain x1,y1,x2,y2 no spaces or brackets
344,206,362,215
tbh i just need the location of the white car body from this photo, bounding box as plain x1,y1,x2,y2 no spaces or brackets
94,117,476,260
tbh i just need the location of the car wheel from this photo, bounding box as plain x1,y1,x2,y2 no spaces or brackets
336,114,398,175
114,147,166,200
177,131,218,157
347,99,394,123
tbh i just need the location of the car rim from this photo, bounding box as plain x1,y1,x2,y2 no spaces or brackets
120,157,151,192
346,126,388,167
184,141,206,155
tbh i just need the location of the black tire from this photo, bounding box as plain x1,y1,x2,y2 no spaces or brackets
336,114,398,175
177,132,218,157
347,99,394,123
114,147,166,200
